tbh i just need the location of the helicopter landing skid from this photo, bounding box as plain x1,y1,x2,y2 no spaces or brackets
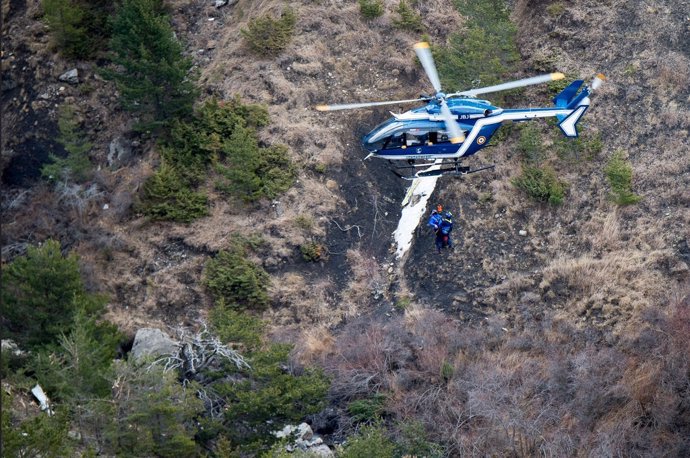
395,163,495,180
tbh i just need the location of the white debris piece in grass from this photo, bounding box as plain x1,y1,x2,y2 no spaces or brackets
392,161,442,259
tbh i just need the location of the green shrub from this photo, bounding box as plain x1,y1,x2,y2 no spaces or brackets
139,98,293,221
512,165,567,205
300,241,323,262
255,144,296,199
160,97,270,182
517,123,544,165
138,163,209,222
209,300,265,352
393,0,423,32
0,240,107,349
604,150,641,205
241,8,297,56
42,0,88,56
214,131,295,202
203,245,270,310
440,360,454,382
434,0,518,91
553,129,603,163
546,73,573,97
294,214,315,231
220,343,329,450
394,294,412,310
348,394,387,423
358,0,384,19
395,420,444,458
546,2,566,17
338,422,395,458
42,0,111,58
215,135,295,202
42,105,93,183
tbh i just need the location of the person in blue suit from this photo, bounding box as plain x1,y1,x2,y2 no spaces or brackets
437,211,453,252
428,205,453,253
427,204,443,232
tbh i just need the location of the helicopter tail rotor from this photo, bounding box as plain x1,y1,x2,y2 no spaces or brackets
591,73,606,91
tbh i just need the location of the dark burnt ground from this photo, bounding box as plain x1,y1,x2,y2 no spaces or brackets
1,12,61,188
266,109,407,290
402,170,529,322
403,159,573,325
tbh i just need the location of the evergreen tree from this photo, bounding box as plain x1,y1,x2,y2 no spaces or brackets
32,310,122,403
1,392,74,458
105,362,203,457
42,0,112,58
42,0,90,58
42,104,93,183
217,343,329,451
0,240,106,349
203,244,271,310
105,0,198,129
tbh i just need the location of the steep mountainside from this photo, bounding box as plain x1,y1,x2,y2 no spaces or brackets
2,0,690,455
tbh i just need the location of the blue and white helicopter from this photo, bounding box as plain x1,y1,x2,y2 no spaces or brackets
316,42,605,179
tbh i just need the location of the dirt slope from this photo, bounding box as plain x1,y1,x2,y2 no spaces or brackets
2,0,689,341
403,0,690,338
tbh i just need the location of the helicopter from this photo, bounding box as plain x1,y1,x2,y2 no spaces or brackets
316,42,605,179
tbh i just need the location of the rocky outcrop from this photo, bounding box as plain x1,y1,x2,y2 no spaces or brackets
130,328,179,361
58,68,79,85
107,135,134,167
274,422,333,457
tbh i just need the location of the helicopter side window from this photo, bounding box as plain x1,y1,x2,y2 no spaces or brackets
384,133,405,149
406,134,420,147
405,132,429,147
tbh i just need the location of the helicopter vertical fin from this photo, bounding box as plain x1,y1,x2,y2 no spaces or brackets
553,79,590,137
558,105,588,137
553,80,584,108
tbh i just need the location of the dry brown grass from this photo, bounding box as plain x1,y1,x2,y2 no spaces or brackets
291,324,336,366
539,248,671,332
656,51,690,93
267,272,341,326
340,247,386,315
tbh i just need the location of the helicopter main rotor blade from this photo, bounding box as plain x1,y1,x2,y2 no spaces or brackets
440,100,465,144
315,98,427,111
451,73,565,97
414,42,443,94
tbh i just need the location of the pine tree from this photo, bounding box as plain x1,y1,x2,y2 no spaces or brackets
105,0,198,129
42,104,93,183
42,0,113,58
42,0,90,58
105,362,203,457
0,240,106,349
